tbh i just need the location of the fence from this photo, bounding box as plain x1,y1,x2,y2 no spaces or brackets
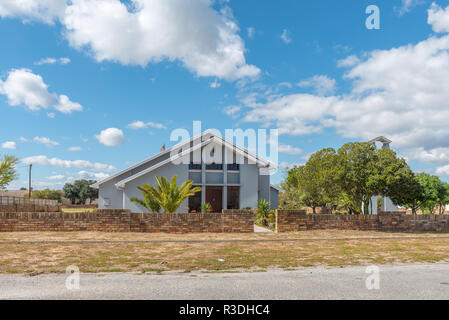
0,196,59,207
275,210,449,233
0,209,255,233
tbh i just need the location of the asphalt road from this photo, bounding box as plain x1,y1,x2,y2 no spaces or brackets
1,264,449,300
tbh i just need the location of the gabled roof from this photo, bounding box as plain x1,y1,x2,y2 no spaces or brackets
93,130,277,189
369,136,392,144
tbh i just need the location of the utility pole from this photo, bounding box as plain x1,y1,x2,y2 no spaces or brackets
28,164,32,198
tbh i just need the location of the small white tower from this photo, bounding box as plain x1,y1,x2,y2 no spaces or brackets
369,136,392,149
364,136,398,214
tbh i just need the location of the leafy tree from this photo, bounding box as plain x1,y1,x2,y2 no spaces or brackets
256,199,271,226
336,142,378,214
415,173,444,214
27,189,63,202
63,183,78,204
0,155,19,190
76,180,98,204
436,182,449,214
131,186,161,213
280,149,340,213
135,176,201,213
280,166,303,209
63,179,98,204
388,174,423,214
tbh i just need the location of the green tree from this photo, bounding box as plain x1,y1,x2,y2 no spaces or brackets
388,174,423,214
131,186,161,213
415,173,444,214
0,155,19,190
135,176,201,213
63,180,98,204
256,199,271,226
336,142,378,214
27,189,63,202
280,166,303,209
436,182,449,214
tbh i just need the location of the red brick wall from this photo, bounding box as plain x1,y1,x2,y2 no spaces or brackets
0,209,254,233
276,210,449,233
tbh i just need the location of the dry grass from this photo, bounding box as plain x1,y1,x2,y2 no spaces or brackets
1,230,449,274
0,229,447,242
60,208,96,213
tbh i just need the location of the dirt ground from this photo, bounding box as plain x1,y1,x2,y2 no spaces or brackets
1,230,449,274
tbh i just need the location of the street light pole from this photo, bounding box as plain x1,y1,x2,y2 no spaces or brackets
28,164,32,198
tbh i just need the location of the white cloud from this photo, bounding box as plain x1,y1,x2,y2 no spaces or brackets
436,165,449,176
210,79,221,88
242,4,449,150
127,121,166,130
21,155,116,172
60,0,258,80
1,141,16,149
77,170,110,181
68,146,82,151
0,0,66,24
223,105,241,119
54,94,83,113
281,29,292,44
95,128,125,146
247,27,255,39
34,57,71,65
0,68,83,114
396,0,422,16
46,174,65,181
243,94,336,135
279,144,302,155
19,137,28,142
337,55,360,68
47,112,55,118
280,161,304,169
428,3,449,33
297,75,336,96
402,147,449,165
1,1,260,80
33,136,59,147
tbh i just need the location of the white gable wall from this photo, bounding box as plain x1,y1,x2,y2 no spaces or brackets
123,162,189,213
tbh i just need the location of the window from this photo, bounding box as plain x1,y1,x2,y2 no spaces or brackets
188,190,202,213
189,163,202,170
206,163,223,170
227,187,240,210
227,163,239,171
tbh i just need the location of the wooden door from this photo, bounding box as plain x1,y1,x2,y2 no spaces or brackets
206,187,223,212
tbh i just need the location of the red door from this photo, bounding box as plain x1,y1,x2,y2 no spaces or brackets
206,188,223,212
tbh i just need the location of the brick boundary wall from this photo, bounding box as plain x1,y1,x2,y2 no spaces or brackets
276,210,449,233
0,204,62,213
0,209,254,233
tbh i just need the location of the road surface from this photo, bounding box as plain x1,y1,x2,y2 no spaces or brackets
1,264,449,300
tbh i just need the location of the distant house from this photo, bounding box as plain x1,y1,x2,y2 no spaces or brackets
92,131,279,213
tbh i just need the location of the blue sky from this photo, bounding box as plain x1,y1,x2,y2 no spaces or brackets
1,0,449,189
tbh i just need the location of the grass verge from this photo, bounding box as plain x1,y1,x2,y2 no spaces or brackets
1,230,449,274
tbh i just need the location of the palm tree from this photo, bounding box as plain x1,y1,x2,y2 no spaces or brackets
130,185,161,213
135,176,202,213
256,199,271,226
